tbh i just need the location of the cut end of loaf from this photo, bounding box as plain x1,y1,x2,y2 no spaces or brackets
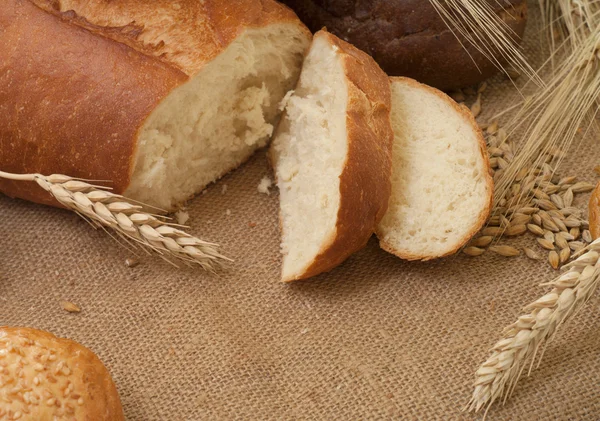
125,25,310,211
271,32,349,282
377,77,493,260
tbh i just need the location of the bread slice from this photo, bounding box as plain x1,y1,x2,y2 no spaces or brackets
376,77,493,260
271,30,393,282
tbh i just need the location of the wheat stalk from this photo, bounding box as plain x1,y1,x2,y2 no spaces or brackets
428,0,542,85
0,170,230,271
467,238,600,414
492,0,600,207
494,27,600,205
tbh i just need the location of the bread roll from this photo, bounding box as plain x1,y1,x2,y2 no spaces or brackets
0,0,311,211
271,30,393,282
0,326,124,420
278,0,527,91
376,77,493,260
589,181,600,240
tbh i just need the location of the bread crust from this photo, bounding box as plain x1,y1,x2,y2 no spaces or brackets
376,77,494,261
0,0,309,208
284,30,393,282
279,0,527,91
589,181,600,240
0,326,124,420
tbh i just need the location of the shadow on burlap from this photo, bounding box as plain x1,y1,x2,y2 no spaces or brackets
1,2,599,419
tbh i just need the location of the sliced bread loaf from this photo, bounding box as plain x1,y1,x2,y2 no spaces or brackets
270,30,393,282
0,0,311,211
376,77,493,260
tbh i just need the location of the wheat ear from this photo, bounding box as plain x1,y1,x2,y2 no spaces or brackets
0,171,230,271
428,0,541,86
467,239,600,413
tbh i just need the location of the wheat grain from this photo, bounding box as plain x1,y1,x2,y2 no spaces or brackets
569,241,586,252
559,247,571,264
125,258,140,268
526,224,544,236
510,213,531,225
61,301,81,313
471,94,482,118
524,247,542,260
0,171,230,271
489,245,520,257
470,236,494,247
505,225,527,236
555,234,569,250
450,90,466,102
558,232,575,242
537,238,555,250
542,218,560,233
468,240,600,413
548,250,560,269
464,246,486,256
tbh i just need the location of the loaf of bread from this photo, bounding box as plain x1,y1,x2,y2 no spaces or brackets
278,0,527,91
0,326,124,420
376,77,493,260
0,0,311,211
271,30,393,282
589,182,600,240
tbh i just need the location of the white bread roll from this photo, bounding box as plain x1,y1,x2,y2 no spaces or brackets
0,326,124,420
271,30,393,282
377,77,493,260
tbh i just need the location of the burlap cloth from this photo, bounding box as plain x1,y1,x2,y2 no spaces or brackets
1,3,599,420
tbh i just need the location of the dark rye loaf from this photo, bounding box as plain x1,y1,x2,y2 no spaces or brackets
279,0,527,91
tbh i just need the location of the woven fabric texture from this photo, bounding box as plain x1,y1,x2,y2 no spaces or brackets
1,2,599,420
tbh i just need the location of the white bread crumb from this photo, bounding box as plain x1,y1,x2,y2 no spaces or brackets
221,184,228,194
258,176,273,195
175,210,189,225
279,90,295,111
226,209,231,216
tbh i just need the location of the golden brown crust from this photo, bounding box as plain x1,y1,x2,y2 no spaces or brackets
0,0,309,207
376,77,494,261
286,30,393,281
30,0,304,77
0,326,124,421
589,182,600,240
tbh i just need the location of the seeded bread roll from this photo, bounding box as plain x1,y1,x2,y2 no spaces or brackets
271,30,393,282
0,0,311,211
376,77,493,260
0,326,124,421
589,181,600,240
278,0,527,91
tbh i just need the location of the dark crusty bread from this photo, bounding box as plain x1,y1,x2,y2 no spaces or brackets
0,0,311,211
0,326,124,420
271,30,393,282
278,0,527,91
